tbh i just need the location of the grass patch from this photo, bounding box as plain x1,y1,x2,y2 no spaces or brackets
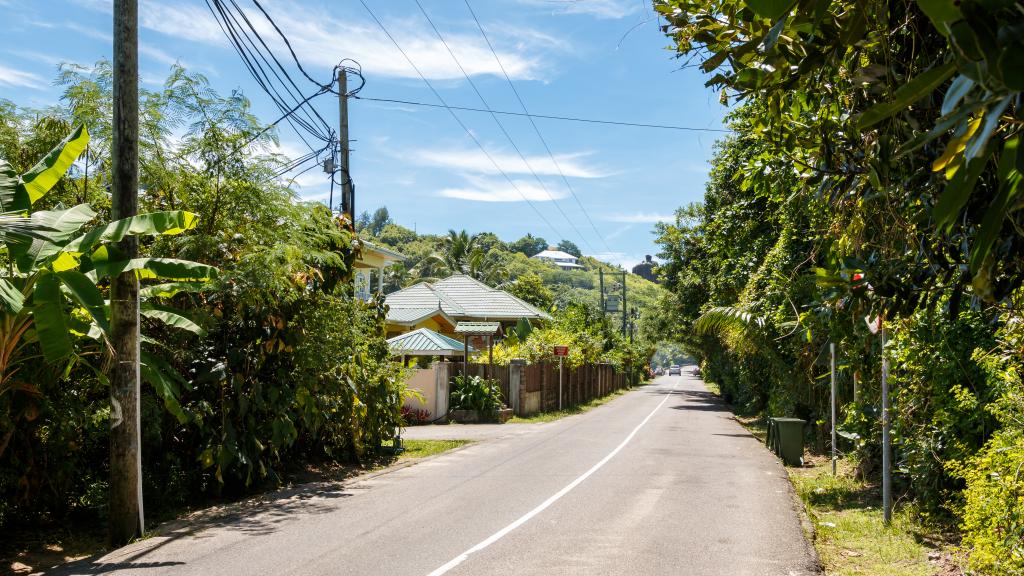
789,457,951,576
508,382,646,424
398,439,471,460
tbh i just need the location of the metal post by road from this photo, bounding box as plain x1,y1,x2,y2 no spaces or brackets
338,66,353,219
881,324,892,524
109,0,143,546
558,356,564,410
830,342,837,476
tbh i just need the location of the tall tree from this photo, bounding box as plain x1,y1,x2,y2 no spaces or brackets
557,239,582,258
509,233,547,257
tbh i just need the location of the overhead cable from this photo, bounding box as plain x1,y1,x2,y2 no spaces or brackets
358,0,566,241
353,96,731,133
463,0,612,253
414,0,594,253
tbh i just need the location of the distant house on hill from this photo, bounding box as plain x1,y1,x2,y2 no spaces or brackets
632,255,659,283
531,247,583,270
383,274,551,338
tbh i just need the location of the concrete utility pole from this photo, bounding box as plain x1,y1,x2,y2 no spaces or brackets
621,271,627,337
337,66,353,219
110,0,143,546
830,342,837,476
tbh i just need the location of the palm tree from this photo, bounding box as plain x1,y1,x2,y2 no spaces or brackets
412,229,507,286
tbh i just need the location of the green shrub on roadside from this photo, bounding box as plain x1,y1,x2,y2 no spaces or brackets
450,375,503,415
956,347,1024,575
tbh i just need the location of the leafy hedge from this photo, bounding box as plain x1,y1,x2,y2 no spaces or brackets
0,63,404,528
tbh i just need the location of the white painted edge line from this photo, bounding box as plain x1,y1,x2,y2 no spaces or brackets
426,380,679,576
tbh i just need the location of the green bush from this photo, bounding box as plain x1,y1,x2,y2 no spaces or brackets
450,375,503,415
956,348,1024,575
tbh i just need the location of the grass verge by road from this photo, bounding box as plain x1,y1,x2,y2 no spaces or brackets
789,457,954,576
508,382,648,424
397,439,471,461
702,380,957,576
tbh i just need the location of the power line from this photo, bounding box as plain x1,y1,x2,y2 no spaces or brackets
357,0,566,241
205,0,346,199
353,95,731,133
463,0,612,254
413,0,594,253
205,0,335,155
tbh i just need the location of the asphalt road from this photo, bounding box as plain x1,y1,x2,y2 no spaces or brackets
58,368,820,575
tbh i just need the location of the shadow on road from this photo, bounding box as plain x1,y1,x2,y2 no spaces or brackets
50,482,352,574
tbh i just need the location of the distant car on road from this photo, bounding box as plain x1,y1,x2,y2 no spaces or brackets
668,365,681,375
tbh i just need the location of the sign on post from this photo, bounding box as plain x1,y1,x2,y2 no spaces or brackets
553,346,568,410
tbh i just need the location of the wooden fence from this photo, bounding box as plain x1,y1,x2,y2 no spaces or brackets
451,361,628,417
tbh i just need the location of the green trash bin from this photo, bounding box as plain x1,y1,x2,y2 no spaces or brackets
766,417,805,466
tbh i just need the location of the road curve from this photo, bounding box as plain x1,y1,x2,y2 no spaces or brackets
57,368,820,576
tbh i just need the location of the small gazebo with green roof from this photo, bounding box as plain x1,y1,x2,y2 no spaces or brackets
387,327,476,364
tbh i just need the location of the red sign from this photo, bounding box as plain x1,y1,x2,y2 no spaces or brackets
553,346,569,357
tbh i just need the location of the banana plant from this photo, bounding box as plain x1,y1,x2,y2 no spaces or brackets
0,125,216,429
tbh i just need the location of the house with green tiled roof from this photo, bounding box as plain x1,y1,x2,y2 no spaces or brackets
384,274,551,338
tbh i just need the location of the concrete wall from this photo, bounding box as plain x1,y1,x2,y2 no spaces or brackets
402,363,453,419
403,368,438,417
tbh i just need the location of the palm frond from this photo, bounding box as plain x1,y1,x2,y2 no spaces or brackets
693,306,766,336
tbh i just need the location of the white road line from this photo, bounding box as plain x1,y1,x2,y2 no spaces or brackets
425,380,679,576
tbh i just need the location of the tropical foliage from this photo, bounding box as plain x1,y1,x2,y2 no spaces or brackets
652,0,1023,570
0,62,403,529
449,375,504,415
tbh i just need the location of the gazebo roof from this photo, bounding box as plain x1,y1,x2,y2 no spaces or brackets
387,328,476,356
454,321,502,335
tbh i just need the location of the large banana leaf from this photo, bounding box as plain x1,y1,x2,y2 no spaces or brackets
32,271,73,362
63,211,200,255
0,213,57,243
0,161,17,212
11,204,97,272
91,254,218,282
17,124,89,209
0,278,24,314
141,303,205,336
56,270,110,337
140,349,190,424
139,282,208,299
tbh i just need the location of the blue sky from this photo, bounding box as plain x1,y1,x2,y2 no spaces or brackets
0,0,727,268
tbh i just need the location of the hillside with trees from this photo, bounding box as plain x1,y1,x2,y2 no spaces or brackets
356,207,667,335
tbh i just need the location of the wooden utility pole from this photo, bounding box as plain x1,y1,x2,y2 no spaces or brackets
338,66,353,219
598,268,605,313
110,0,143,546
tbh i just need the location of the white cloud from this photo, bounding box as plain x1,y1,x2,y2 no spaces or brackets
0,64,44,88
589,251,645,269
75,0,552,82
139,1,225,44
519,0,641,19
604,212,674,223
438,174,568,202
414,148,608,178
